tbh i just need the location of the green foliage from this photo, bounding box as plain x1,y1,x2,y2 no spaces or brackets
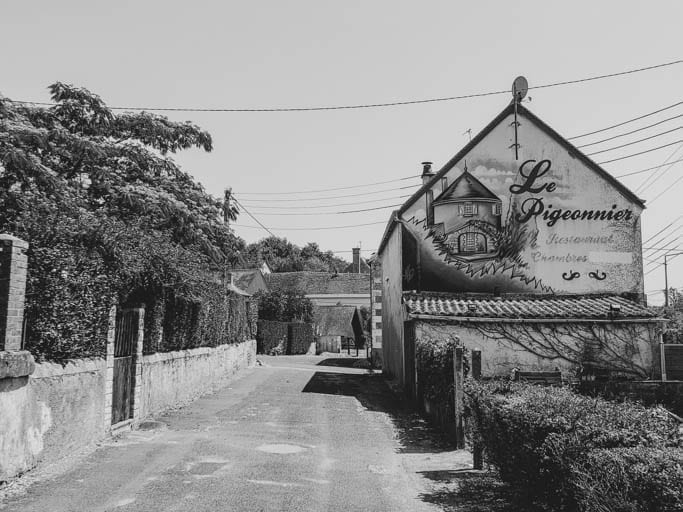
254,289,314,323
415,335,468,422
0,83,243,360
465,381,683,511
243,237,348,272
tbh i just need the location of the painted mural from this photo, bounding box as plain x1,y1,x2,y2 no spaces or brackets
402,110,644,296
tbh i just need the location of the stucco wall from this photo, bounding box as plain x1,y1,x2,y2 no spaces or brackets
414,321,658,379
402,109,645,297
381,225,404,384
139,339,255,418
0,359,105,480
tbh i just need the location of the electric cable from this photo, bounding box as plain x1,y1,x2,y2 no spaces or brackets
9,60,682,112
642,216,682,245
636,147,683,195
648,173,683,205
568,100,683,140
615,158,683,178
234,185,418,202
230,196,277,237
596,140,683,165
584,127,682,156
576,114,683,148
239,194,412,209
236,175,419,195
232,220,389,231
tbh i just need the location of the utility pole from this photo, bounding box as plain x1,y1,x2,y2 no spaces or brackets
223,188,232,226
664,252,683,307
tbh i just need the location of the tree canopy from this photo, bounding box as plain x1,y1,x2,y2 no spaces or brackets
242,237,348,272
0,83,243,359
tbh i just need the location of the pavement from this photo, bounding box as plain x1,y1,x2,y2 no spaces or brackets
0,354,472,512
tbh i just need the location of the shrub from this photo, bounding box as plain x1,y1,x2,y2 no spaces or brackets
415,336,468,422
465,381,682,511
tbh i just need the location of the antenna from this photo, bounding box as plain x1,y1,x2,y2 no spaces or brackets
510,76,528,160
512,76,529,103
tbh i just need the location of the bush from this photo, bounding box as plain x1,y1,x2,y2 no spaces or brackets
465,381,682,511
415,336,468,423
571,447,683,512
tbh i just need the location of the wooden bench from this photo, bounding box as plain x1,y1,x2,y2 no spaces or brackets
513,370,563,386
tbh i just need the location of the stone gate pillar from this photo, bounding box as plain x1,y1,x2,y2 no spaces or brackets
0,234,35,378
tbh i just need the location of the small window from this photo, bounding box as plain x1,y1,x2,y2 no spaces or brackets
493,203,502,215
375,309,382,316
463,203,475,216
375,322,382,329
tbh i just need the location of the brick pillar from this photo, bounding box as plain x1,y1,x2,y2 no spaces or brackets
0,234,34,380
103,305,116,433
0,235,29,351
131,307,144,424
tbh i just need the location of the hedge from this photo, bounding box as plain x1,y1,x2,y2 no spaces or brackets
287,322,314,355
465,381,683,511
256,320,314,355
256,320,288,355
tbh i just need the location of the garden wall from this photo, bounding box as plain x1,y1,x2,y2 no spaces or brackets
139,338,256,418
0,359,105,481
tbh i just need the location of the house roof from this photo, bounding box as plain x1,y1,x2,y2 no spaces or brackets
342,258,372,274
378,102,645,256
434,170,499,203
314,305,362,338
265,272,370,295
403,292,660,321
230,269,267,294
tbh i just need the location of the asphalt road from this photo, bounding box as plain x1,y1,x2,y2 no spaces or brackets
1,355,470,512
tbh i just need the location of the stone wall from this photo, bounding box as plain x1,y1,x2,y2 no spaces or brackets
0,359,105,480
138,339,256,419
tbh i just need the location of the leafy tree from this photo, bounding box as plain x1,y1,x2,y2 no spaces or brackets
254,290,314,323
243,237,348,272
0,83,243,359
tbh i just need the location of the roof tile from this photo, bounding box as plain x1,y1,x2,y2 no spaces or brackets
403,292,658,320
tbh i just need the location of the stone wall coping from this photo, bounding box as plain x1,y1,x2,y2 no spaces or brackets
32,357,106,378
0,350,35,379
142,340,254,365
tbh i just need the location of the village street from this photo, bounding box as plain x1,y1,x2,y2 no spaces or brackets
1,356,471,512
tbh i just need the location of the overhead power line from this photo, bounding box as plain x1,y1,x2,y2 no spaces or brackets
576,114,683,148
9,60,682,113
635,144,683,194
568,100,683,140
239,194,412,209
649,174,683,205
231,196,277,237
236,175,419,195
232,221,388,231
234,184,418,202
642,216,682,245
615,158,683,178
248,202,404,216
585,127,682,156
597,140,683,165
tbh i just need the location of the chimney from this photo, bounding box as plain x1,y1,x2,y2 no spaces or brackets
421,161,434,185
352,247,361,273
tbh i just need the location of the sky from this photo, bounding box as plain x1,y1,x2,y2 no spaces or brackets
1,0,682,304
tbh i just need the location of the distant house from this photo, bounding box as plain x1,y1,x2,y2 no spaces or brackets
264,271,370,309
314,305,364,353
228,269,269,295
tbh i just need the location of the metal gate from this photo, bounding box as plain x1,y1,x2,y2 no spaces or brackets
111,309,140,424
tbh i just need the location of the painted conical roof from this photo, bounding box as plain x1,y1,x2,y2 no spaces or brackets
433,170,499,203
